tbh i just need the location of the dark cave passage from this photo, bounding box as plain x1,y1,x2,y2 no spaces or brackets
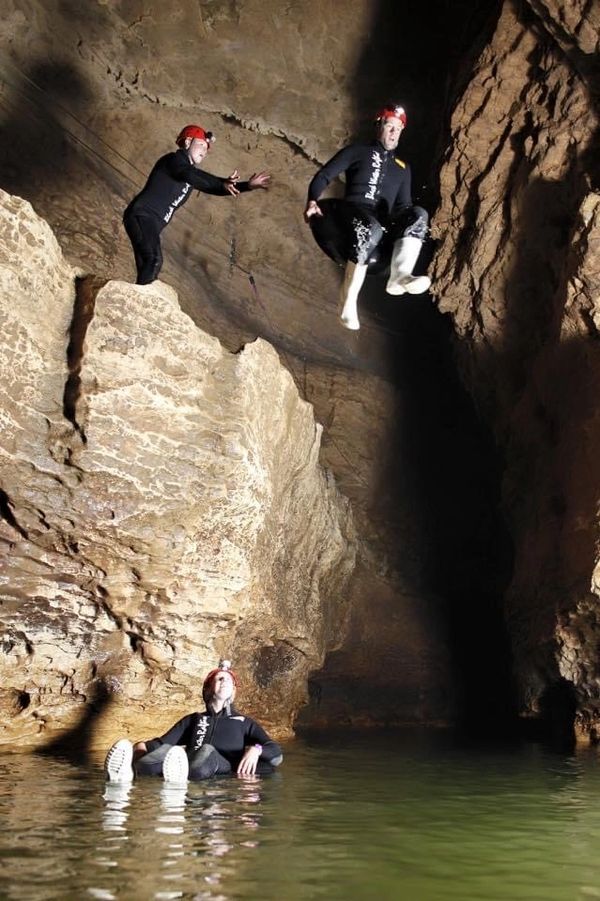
376,294,518,733
358,0,517,734
301,0,520,734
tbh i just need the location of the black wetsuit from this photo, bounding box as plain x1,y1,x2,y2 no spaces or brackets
307,140,428,269
123,148,251,285
136,707,283,780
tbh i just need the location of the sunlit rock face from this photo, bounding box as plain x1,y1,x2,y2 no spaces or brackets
432,0,600,738
0,190,356,748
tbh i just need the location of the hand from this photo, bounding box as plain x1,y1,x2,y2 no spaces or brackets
237,745,261,776
132,740,148,760
226,169,241,196
248,171,270,190
304,199,322,222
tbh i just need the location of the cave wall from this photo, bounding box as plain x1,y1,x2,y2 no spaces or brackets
2,0,505,734
7,0,596,738
0,189,356,748
432,0,600,737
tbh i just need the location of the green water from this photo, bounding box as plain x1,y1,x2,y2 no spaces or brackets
1,731,600,900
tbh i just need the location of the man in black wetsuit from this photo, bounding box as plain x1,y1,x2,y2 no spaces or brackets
305,105,431,330
124,124,270,285
104,660,283,783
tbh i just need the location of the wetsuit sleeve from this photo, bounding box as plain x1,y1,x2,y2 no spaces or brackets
391,163,413,217
244,717,283,763
166,154,251,195
307,145,357,202
145,714,194,752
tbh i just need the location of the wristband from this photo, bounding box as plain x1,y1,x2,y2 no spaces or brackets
254,743,263,754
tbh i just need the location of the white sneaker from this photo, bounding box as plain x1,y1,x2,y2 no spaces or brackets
104,739,134,783
162,745,189,784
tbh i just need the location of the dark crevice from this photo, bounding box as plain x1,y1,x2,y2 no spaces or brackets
127,631,142,653
13,690,31,713
63,275,106,442
0,489,29,539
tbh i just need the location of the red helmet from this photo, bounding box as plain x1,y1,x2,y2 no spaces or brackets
375,105,407,126
202,659,237,704
176,125,214,149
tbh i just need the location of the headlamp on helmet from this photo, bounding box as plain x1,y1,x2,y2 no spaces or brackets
202,658,237,704
375,105,407,127
176,125,215,149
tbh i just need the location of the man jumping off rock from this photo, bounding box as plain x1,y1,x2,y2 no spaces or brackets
123,125,270,285
305,105,431,330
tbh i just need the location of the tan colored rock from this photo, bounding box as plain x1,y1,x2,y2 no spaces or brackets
431,0,600,734
0,189,356,749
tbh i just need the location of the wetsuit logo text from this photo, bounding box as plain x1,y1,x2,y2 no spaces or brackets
365,151,382,202
192,715,210,751
164,183,192,223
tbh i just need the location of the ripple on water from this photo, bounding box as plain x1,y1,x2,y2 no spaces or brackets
1,734,600,900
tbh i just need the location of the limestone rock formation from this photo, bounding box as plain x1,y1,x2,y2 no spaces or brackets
0,189,356,749
432,0,600,737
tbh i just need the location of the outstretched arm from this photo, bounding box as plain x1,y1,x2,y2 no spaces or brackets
222,169,271,196
167,154,270,197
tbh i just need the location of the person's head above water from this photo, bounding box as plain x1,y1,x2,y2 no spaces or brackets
176,124,215,165
202,658,238,709
375,105,407,152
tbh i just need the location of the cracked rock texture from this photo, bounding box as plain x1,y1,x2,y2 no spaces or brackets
432,0,600,737
0,189,356,748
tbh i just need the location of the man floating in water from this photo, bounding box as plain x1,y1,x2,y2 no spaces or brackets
104,660,283,783
304,105,431,330
123,125,270,285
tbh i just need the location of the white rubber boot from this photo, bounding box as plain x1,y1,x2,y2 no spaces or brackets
386,236,431,296
340,261,368,330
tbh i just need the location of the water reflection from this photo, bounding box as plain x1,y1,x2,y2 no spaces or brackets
96,771,265,900
102,782,132,833
1,735,600,900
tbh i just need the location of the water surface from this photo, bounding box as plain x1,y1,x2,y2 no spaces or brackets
1,731,600,900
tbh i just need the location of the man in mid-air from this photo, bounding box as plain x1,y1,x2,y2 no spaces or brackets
305,105,431,330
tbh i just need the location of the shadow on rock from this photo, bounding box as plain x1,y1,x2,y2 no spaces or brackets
38,680,114,765
0,58,93,201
